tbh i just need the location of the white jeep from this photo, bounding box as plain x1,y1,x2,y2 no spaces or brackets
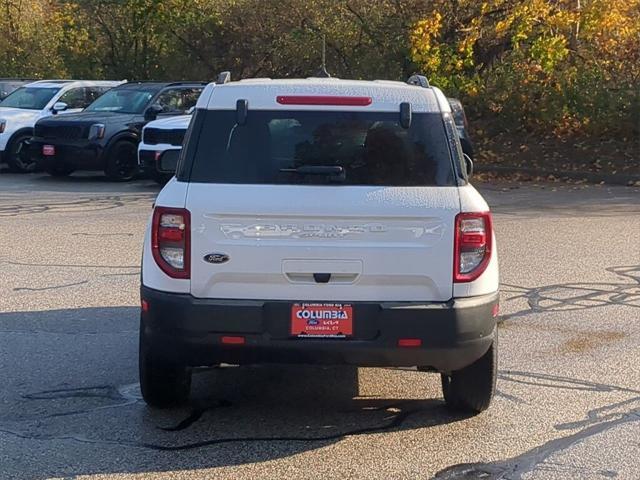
140,75,500,413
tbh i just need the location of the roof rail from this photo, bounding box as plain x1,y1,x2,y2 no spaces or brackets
216,71,231,84
165,81,209,86
407,75,430,88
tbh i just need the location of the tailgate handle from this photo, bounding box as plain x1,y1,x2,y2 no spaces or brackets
313,273,331,284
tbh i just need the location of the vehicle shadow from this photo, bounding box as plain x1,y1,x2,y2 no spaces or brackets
0,306,467,479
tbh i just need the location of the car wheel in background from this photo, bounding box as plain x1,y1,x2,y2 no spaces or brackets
6,133,37,173
105,140,138,182
440,328,497,413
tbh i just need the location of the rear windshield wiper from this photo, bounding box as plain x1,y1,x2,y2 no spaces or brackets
279,165,344,176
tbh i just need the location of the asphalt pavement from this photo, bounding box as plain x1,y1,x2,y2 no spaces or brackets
0,172,638,479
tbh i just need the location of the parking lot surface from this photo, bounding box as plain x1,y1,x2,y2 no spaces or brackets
0,172,639,479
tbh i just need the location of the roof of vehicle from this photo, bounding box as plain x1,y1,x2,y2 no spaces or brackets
198,77,450,113
114,81,207,93
24,79,123,89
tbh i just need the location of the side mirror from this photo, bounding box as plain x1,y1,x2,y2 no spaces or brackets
144,104,163,122
463,153,474,178
158,149,181,173
51,102,68,114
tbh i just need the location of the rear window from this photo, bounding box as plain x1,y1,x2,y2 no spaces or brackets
183,110,456,186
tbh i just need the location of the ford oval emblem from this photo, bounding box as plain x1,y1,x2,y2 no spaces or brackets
204,253,229,264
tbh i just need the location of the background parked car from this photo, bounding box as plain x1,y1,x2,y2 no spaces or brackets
32,82,205,181
448,98,474,161
0,79,123,172
138,114,191,184
0,79,33,101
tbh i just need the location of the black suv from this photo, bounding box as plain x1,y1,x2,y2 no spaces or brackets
31,82,205,181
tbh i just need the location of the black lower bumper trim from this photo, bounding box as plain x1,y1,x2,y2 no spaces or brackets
141,286,499,372
30,140,104,170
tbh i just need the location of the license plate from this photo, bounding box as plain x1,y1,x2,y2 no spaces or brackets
42,145,55,156
291,303,353,338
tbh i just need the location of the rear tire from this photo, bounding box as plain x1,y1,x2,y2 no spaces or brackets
104,140,138,181
441,329,497,413
6,133,36,173
139,319,191,408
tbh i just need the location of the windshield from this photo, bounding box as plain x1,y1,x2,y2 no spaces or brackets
183,110,456,186
0,87,60,110
85,89,154,114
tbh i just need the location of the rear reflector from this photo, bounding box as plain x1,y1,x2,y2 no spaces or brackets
221,336,245,345
276,95,372,106
398,338,422,348
141,299,149,313
492,303,500,318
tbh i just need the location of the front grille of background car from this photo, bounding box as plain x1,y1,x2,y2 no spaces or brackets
143,128,186,146
35,125,86,140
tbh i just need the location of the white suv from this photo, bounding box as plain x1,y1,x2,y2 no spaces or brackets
138,114,191,184
0,79,123,172
140,76,500,413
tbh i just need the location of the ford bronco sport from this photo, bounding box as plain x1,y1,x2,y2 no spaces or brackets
140,75,500,413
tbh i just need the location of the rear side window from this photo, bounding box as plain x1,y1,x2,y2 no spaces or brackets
183,110,456,186
156,88,202,115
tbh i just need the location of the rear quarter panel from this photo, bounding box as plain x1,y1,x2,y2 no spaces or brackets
141,179,190,293
453,185,500,297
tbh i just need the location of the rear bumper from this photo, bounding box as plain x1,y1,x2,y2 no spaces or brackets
141,286,499,372
30,139,105,170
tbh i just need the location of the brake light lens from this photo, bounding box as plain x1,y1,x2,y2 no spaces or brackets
151,207,190,279
454,212,492,282
276,95,372,106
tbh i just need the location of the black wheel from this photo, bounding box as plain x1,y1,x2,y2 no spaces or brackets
44,162,75,177
139,319,191,408
104,140,138,181
441,329,497,413
6,133,36,173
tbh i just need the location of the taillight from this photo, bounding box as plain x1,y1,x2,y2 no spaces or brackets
454,212,492,283
151,207,190,279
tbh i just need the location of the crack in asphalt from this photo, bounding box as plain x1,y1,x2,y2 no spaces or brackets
433,371,640,479
72,232,135,237
14,385,140,421
158,400,234,432
6,260,138,270
0,195,155,218
0,400,426,452
500,265,640,321
13,280,89,292
1,380,444,451
3,369,638,474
